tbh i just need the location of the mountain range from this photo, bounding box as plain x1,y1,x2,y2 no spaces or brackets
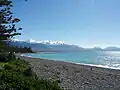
8,39,120,52
8,39,84,52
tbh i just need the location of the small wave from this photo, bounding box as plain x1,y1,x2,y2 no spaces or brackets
22,54,32,58
27,56,32,57
21,54,24,56
112,64,120,68
76,63,120,70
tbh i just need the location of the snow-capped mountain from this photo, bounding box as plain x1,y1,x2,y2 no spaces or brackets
10,39,84,52
13,39,66,45
8,39,120,52
39,40,65,45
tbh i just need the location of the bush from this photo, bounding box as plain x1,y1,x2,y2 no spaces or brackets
34,79,63,90
0,53,8,62
23,67,33,76
4,64,14,70
0,55,62,90
7,52,16,60
0,71,62,90
0,71,33,89
0,52,16,62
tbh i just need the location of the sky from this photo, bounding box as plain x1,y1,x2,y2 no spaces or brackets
12,0,120,48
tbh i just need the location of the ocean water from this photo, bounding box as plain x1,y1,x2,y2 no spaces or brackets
23,51,120,69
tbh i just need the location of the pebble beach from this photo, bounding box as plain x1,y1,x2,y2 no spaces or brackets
16,54,120,90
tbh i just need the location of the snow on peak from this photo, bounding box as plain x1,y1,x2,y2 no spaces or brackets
27,39,66,45
40,40,65,45
12,39,24,42
26,39,38,43
12,39,66,45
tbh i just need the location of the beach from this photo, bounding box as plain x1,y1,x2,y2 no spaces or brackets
16,54,120,90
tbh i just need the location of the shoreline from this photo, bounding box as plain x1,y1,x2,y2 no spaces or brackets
18,54,120,74
16,53,120,90
20,53,120,71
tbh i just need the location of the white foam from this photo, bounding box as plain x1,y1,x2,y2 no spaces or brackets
27,56,32,57
105,51,120,56
76,63,120,70
21,54,24,56
22,54,32,58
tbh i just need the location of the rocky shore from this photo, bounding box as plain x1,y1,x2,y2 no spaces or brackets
16,54,120,90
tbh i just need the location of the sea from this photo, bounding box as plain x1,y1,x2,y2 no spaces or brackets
23,50,120,69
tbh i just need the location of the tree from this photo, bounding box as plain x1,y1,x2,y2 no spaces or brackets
0,0,22,51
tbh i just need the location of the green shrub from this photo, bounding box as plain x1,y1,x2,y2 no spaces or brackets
4,64,15,70
34,79,63,90
0,53,8,62
0,71,33,89
7,52,16,61
0,52,16,62
0,70,62,90
23,67,33,76
8,59,28,72
0,55,62,90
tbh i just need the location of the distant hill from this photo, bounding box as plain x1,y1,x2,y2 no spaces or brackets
8,39,84,52
84,47,103,51
8,39,120,52
103,47,120,51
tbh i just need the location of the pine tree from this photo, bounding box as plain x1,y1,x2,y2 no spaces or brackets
0,0,22,52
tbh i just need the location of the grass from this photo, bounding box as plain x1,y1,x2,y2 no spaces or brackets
0,54,63,90
0,62,5,66
0,62,6,70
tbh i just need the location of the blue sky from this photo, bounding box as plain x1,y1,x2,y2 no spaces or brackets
12,0,120,48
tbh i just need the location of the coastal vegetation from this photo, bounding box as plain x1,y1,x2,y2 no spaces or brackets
0,53,62,90
3,46,34,53
0,0,62,90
